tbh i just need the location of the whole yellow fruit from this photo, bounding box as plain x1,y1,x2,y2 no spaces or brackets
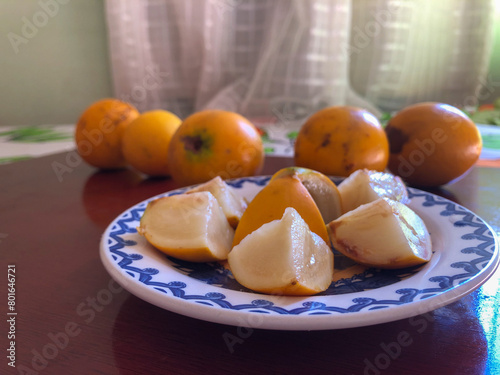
167,110,264,186
75,98,139,169
294,106,389,177
121,110,182,176
385,102,482,187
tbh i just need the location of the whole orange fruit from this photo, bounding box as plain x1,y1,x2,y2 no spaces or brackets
385,102,482,187
294,106,389,177
167,110,264,186
121,110,182,176
75,98,139,169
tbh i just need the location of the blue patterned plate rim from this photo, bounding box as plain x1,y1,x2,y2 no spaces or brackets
99,176,500,330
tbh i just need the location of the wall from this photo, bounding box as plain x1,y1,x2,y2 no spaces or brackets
484,3,500,106
0,0,112,126
0,0,498,127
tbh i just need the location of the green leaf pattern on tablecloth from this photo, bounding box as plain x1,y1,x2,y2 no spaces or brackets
0,156,33,163
482,135,500,150
1,121,500,164
0,125,75,165
0,126,72,143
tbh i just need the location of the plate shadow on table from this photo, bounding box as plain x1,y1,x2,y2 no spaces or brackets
110,293,488,375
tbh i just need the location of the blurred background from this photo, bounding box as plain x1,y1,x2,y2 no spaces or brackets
0,0,499,126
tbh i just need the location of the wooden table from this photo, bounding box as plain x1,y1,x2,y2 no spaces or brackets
1,152,499,375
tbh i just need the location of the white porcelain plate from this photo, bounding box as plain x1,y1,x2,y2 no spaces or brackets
100,176,499,330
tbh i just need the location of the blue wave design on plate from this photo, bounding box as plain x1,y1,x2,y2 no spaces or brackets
105,178,496,315
165,253,423,296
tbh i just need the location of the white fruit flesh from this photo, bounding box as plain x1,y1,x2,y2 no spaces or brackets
138,191,234,262
300,176,343,223
368,170,409,203
338,169,409,213
228,207,334,295
328,198,432,269
187,176,247,228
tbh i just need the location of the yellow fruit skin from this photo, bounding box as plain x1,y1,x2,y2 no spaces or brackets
294,106,389,177
232,174,329,246
385,102,482,187
121,110,182,176
167,110,264,186
75,98,139,169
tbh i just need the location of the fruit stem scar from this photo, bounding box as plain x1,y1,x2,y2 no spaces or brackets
181,132,214,161
182,135,204,153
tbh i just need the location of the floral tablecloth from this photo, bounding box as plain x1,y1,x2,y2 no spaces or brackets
1,123,500,167
0,125,75,164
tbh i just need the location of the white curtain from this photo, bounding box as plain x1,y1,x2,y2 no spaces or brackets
104,0,495,126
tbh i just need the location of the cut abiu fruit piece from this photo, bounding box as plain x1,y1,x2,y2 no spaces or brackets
137,191,234,262
228,207,334,296
186,176,247,228
338,169,410,213
327,198,432,269
232,172,330,247
270,167,343,223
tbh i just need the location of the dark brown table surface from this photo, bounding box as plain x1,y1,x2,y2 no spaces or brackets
1,152,499,375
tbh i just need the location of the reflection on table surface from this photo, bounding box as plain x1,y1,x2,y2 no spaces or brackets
0,153,499,375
